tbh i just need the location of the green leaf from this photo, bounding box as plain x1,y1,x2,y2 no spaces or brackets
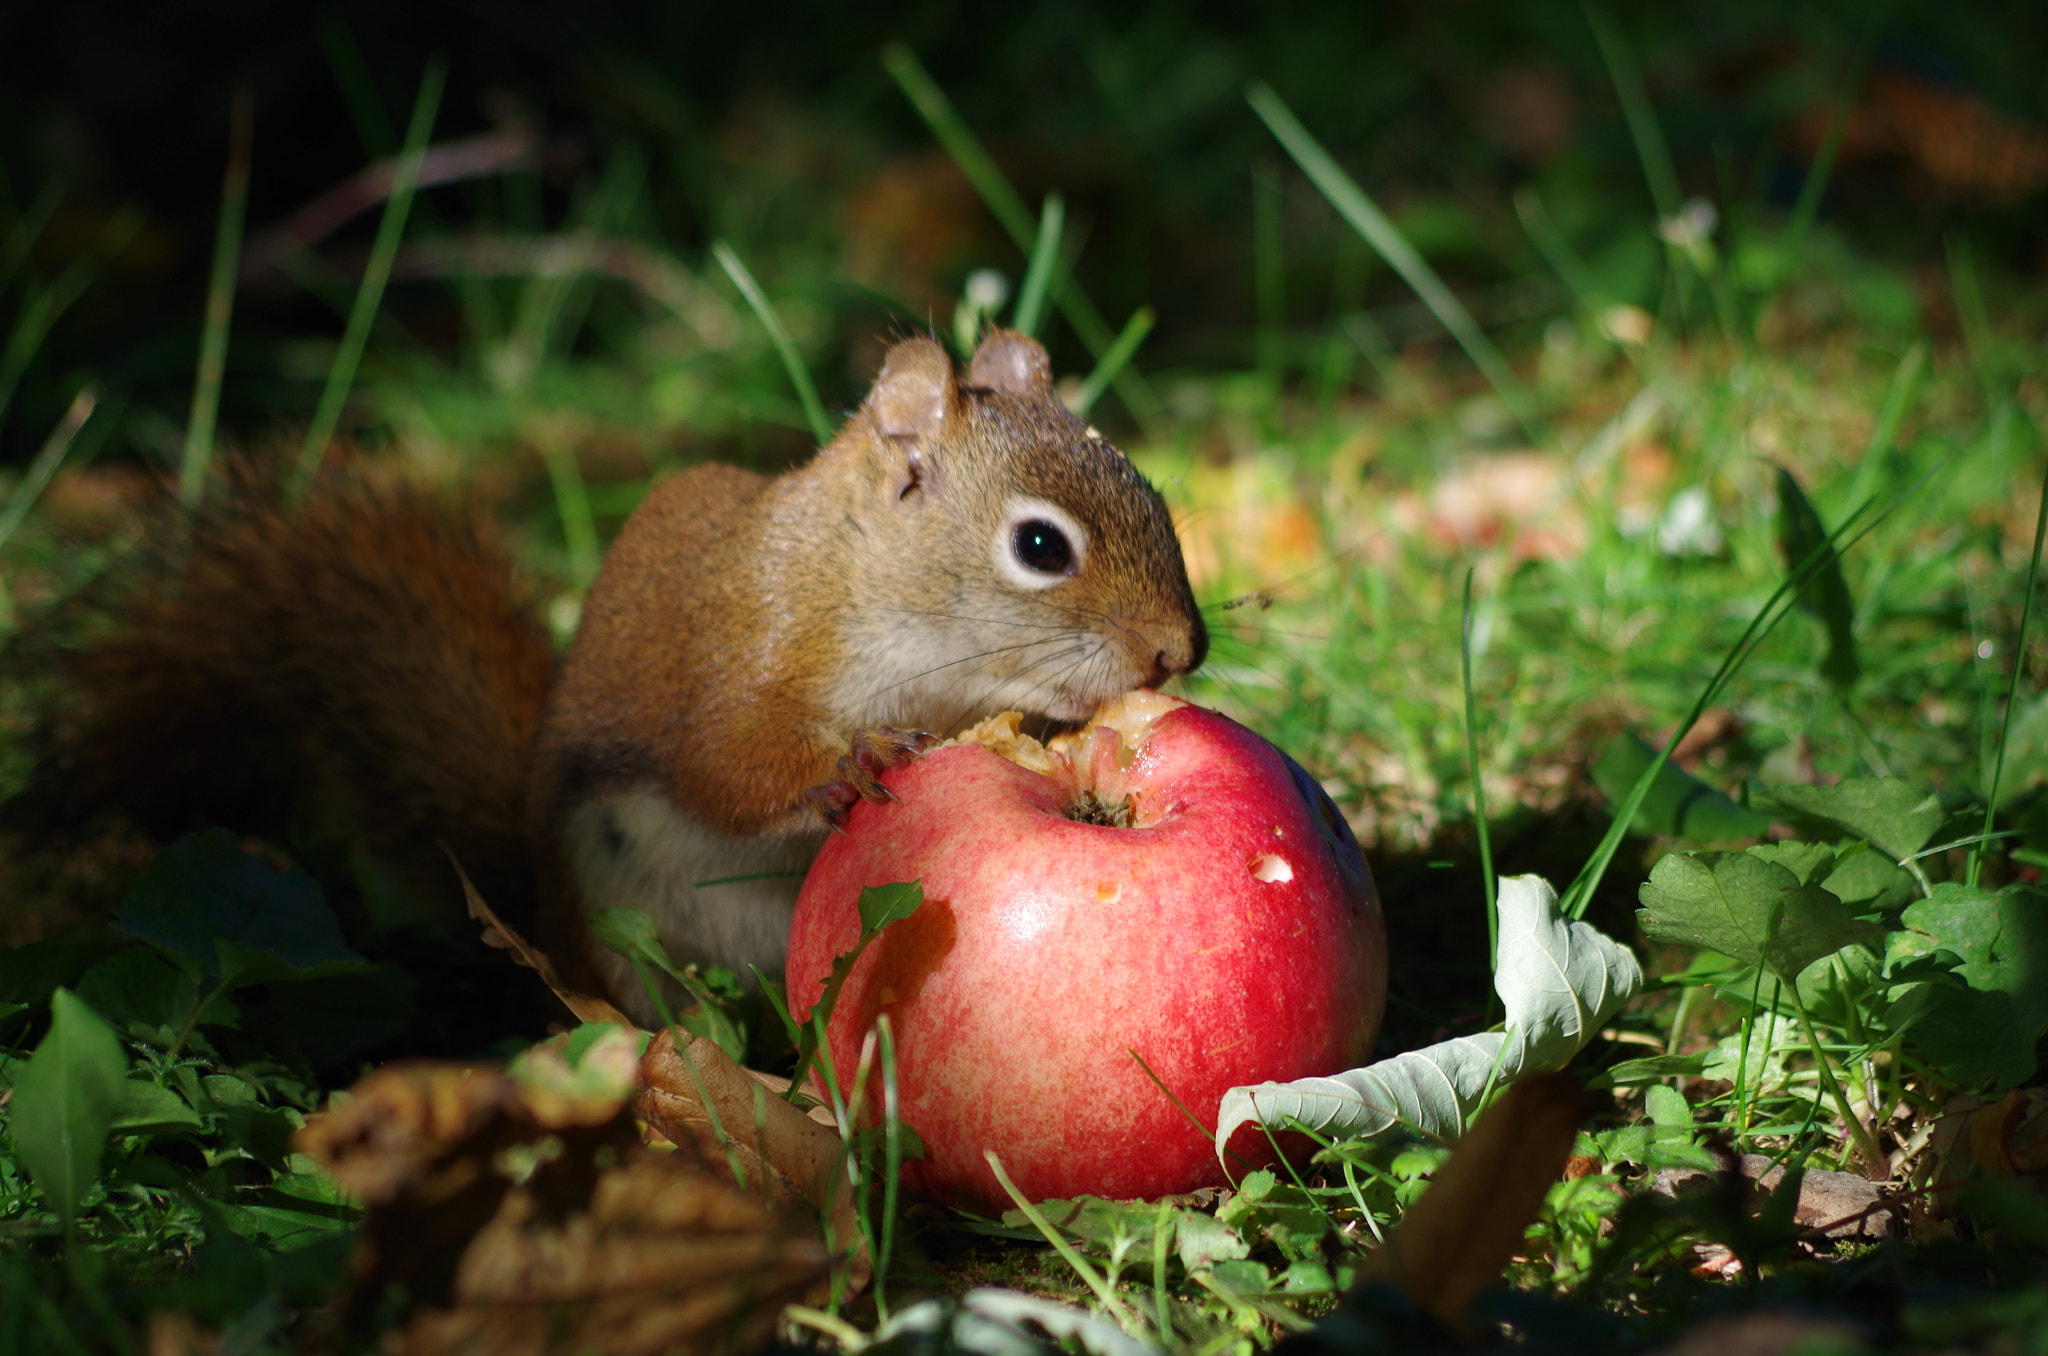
1818,842,1918,914
1745,841,1836,885
1898,883,2048,1037
1889,984,2035,1092
787,879,925,1096
588,908,746,1061
0,939,120,1007
1643,1085,1693,1130
1176,1208,1253,1272
1593,1053,1706,1088
1637,850,1884,981
858,881,923,933
1216,876,1641,1149
1592,732,1773,841
1775,463,1859,689
113,830,364,988
8,988,129,1225
110,1079,204,1136
76,948,218,1047
1751,778,1943,861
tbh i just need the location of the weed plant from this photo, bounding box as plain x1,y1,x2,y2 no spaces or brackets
2,3,2046,1351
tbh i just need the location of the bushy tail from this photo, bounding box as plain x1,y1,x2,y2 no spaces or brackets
38,481,556,930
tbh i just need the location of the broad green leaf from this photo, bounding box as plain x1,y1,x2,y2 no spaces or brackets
1751,778,1943,861
0,939,120,1007
1637,850,1883,981
1774,463,1859,689
1592,732,1773,841
1643,1084,1693,1130
1174,1207,1251,1272
111,1079,204,1136
9,988,129,1225
1819,842,1918,914
76,948,216,1047
858,881,923,932
1746,841,1835,885
1216,876,1640,1151
1700,1031,1789,1090
1896,883,2048,1046
113,830,364,987
1889,984,2035,1092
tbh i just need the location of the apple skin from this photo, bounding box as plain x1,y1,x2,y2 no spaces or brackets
785,698,1386,1213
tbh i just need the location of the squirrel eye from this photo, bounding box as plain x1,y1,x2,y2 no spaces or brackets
1012,519,1074,575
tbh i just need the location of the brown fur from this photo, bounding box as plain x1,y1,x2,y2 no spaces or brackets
50,482,555,926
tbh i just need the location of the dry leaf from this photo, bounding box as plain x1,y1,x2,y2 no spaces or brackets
452,855,635,1027
297,1061,828,1355
636,1028,868,1292
1353,1071,1586,1336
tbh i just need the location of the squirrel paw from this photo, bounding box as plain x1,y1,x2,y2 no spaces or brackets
803,726,941,831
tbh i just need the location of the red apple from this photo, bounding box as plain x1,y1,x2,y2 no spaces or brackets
785,691,1386,1213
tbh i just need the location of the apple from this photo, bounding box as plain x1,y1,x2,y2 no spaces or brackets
785,690,1386,1213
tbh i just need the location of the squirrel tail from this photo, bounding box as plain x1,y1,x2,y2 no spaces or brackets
40,481,556,930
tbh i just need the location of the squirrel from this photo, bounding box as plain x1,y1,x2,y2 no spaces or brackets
42,329,1208,1023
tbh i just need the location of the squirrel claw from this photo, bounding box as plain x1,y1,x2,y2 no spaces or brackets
802,726,939,828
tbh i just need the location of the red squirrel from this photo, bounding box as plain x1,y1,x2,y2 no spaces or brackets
52,330,1207,1021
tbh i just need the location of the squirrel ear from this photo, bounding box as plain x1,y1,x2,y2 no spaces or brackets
865,336,956,440
967,329,1052,394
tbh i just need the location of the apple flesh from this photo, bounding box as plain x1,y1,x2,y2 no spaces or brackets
785,691,1387,1212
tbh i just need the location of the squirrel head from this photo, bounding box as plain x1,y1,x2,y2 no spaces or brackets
819,329,1207,727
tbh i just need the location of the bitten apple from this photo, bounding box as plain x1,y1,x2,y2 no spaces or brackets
785,690,1386,1213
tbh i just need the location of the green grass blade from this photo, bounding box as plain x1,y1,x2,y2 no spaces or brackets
881,43,1032,242
1514,186,1604,310
883,44,1163,431
1012,193,1065,338
1562,465,1938,918
1843,341,1926,515
1254,166,1284,387
317,13,398,158
0,387,97,556
1581,3,1680,221
180,89,253,510
1772,20,1877,304
711,240,832,446
1247,81,1546,444
540,439,601,585
1946,232,1998,404
0,179,64,301
0,207,141,432
1460,570,1498,972
1973,455,2048,886
1775,464,1860,691
1069,307,1154,417
292,58,446,499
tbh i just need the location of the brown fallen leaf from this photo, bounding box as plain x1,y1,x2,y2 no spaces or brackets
636,1027,869,1293
297,1059,829,1355
453,854,635,1027
449,853,865,1291
1352,1072,1587,1337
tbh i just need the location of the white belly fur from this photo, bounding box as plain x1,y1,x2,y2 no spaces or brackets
563,789,825,1025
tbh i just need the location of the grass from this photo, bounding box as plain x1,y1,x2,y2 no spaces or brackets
2,3,2047,1350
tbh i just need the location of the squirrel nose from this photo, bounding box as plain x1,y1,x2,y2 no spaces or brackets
1145,615,1208,686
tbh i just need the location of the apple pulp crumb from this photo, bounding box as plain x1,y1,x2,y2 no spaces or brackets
1066,790,1138,828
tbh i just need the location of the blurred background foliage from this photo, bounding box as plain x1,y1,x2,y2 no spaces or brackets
4,0,2043,466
